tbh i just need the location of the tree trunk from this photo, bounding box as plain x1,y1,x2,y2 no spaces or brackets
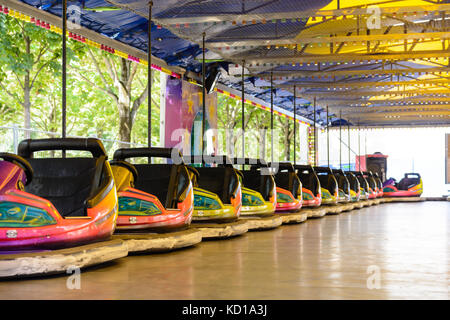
118,103,132,147
226,129,235,158
284,125,290,161
259,127,266,159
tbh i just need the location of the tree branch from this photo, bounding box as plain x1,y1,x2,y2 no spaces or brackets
30,60,53,89
69,65,118,101
130,83,148,123
0,80,22,104
87,47,112,91
103,55,117,82
33,43,49,65
126,61,139,91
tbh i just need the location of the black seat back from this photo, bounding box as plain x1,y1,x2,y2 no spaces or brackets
195,167,238,204
314,167,338,195
134,164,182,209
346,172,360,192
334,170,350,195
25,158,98,217
295,165,320,195
113,147,190,209
274,172,301,198
363,172,377,190
397,173,421,190
18,138,109,218
241,169,274,201
352,171,370,192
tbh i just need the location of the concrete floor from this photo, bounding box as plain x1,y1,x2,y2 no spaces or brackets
0,201,448,299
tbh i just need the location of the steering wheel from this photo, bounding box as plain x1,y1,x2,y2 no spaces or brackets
0,152,33,185
109,160,138,181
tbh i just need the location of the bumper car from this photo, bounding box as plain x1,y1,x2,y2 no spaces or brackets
110,147,193,232
351,171,370,200
333,169,351,203
346,171,361,202
373,172,384,198
363,171,378,199
383,173,423,197
231,158,276,216
184,155,242,222
294,165,322,207
0,138,118,251
314,166,339,205
269,162,303,213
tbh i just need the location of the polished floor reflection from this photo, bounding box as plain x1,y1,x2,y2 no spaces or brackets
0,202,448,299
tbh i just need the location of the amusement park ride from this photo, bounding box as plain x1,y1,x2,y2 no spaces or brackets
0,0,441,280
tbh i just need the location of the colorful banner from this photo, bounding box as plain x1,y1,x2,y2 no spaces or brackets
164,76,218,156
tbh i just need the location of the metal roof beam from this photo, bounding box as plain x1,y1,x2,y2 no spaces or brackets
155,4,450,25
260,79,450,89
207,31,450,48
251,67,450,78
234,50,450,64
323,99,450,106
296,90,450,99
331,105,450,112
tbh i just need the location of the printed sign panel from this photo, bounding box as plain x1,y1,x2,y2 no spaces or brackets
164,76,218,156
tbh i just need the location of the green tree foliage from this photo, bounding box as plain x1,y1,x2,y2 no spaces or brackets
0,13,160,154
0,13,294,160
69,47,154,147
0,14,61,136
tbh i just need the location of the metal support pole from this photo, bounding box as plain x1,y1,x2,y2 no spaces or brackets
339,110,342,170
270,72,274,164
241,61,245,160
348,123,351,172
293,86,296,165
202,32,206,164
62,0,67,156
148,2,153,148
358,124,361,171
313,97,316,166
365,126,368,168
326,105,329,168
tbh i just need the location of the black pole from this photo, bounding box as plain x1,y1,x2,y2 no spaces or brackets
148,2,152,148
293,86,296,165
358,123,361,171
62,0,67,157
313,97,316,166
348,123,351,172
339,110,342,170
202,32,206,164
270,71,274,164
365,126,367,169
327,105,329,168
241,61,245,161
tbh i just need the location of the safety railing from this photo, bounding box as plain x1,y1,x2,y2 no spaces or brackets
0,125,146,159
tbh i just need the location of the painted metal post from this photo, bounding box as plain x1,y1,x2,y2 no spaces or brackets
270,72,274,165
62,0,67,158
202,32,206,164
241,61,245,160
365,126,367,168
293,86,296,165
348,124,351,171
313,97,316,166
339,110,342,170
148,2,153,148
326,105,329,168
358,124,361,171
